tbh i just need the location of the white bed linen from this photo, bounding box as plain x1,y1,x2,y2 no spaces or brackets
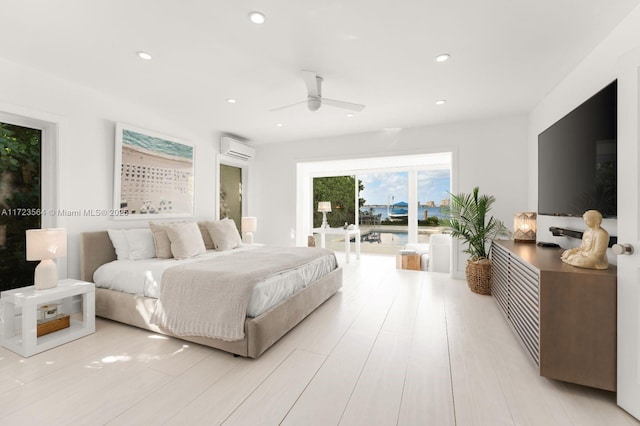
93,245,337,317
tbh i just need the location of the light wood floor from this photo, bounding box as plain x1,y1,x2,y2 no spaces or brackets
0,254,638,425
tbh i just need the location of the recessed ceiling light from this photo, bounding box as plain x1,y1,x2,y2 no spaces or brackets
276,123,283,127
435,54,450,62
249,11,265,24
226,98,237,104
435,99,447,105
136,51,153,60
346,113,355,118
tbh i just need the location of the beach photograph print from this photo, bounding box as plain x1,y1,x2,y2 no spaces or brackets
114,123,194,218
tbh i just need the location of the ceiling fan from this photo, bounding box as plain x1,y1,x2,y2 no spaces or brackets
270,70,366,113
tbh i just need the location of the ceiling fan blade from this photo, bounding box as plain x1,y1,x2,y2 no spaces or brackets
321,98,366,112
301,70,321,97
269,99,308,112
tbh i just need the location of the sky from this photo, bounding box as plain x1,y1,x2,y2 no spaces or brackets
359,170,451,206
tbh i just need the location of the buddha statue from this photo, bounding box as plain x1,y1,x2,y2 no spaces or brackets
560,210,609,269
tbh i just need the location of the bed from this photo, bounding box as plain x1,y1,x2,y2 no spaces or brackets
79,230,343,358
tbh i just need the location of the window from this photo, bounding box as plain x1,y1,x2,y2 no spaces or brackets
358,171,410,251
417,169,451,227
0,122,42,290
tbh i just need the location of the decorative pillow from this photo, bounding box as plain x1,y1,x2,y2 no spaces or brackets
124,228,156,260
206,218,242,251
107,229,130,260
166,221,206,259
198,221,215,250
148,222,174,259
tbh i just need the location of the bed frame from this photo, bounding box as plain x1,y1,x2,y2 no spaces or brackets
80,231,343,358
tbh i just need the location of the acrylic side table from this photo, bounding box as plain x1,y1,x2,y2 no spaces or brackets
1,279,95,357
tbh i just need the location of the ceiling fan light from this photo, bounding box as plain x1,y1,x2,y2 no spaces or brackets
307,98,321,111
249,11,265,24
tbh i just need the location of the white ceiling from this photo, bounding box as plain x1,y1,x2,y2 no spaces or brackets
1,1,639,144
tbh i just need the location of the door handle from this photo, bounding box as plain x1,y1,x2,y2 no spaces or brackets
612,244,634,255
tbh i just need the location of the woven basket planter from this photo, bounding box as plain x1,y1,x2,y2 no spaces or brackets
465,259,492,295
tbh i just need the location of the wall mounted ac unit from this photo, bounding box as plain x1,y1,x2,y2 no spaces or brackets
220,136,255,160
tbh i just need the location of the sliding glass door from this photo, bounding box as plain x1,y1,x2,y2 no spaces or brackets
416,168,450,235
358,171,409,253
298,152,453,257
356,169,450,253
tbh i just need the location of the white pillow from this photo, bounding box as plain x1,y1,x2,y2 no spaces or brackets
206,218,242,251
107,229,129,260
166,221,206,259
124,228,157,260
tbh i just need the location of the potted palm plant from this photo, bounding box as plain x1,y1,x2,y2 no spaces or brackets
447,187,509,295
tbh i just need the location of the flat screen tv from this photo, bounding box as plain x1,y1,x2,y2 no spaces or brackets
538,80,617,218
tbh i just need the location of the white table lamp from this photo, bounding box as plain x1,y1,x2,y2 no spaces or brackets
241,216,257,244
26,228,67,290
318,201,332,228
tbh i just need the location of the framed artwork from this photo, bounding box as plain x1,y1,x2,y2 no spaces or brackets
113,123,195,219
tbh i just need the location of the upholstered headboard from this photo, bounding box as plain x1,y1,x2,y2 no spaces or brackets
80,231,116,282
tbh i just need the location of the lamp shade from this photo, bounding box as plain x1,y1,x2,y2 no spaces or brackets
26,228,67,260
241,216,257,233
513,212,536,243
317,201,332,212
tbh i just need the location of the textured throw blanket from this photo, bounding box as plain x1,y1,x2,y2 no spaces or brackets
150,246,337,341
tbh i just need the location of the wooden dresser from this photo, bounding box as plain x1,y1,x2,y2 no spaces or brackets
491,240,616,391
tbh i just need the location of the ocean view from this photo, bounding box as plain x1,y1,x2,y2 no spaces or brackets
362,205,448,220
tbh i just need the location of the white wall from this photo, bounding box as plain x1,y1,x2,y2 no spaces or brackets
528,4,640,261
251,114,529,276
0,57,219,280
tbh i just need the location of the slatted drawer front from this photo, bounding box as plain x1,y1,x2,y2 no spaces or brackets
491,244,510,315
491,243,540,366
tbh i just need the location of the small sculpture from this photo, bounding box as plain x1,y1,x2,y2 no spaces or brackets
561,210,609,269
